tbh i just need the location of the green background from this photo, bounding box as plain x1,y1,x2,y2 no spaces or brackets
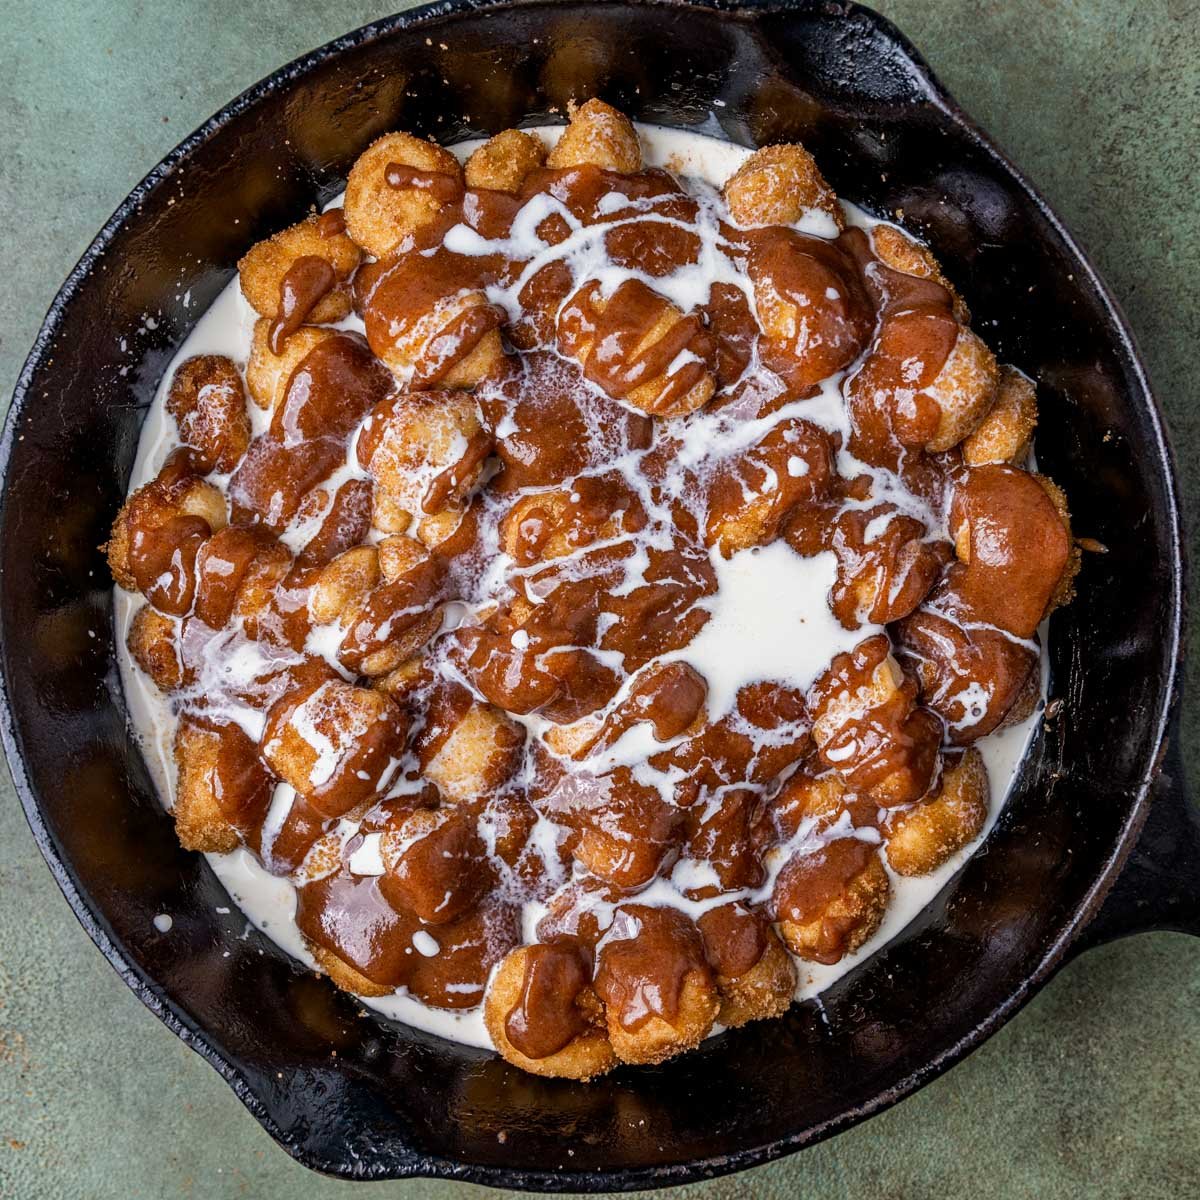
2,2,1198,1197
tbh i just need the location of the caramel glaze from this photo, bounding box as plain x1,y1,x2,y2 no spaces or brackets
178,713,274,836
229,333,391,531
316,207,347,238
268,256,337,354
385,162,465,205
772,838,877,964
557,279,716,415
594,905,713,1032
697,903,769,979
130,512,211,615
294,478,372,569
295,871,519,1007
126,449,215,616
748,227,875,395
808,634,941,805
505,940,593,1058
895,463,1068,740
841,227,961,464
117,148,1074,1051
262,676,410,819
378,804,491,925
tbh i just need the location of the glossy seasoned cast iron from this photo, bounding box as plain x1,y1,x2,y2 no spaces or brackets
1,0,1193,1189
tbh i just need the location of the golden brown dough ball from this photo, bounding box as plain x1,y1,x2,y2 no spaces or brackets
724,143,842,229
309,943,395,998
498,474,644,566
261,679,409,817
962,365,1038,466
165,355,252,474
192,528,294,639
245,320,336,412
807,504,949,630
238,214,361,324
361,270,507,389
414,504,475,553
376,532,432,583
379,805,489,924
464,128,547,192
367,538,449,664
697,905,796,1027
545,660,707,761
948,464,1075,637
444,328,509,391
895,601,1037,746
809,637,940,807
292,477,373,570
173,786,239,855
886,748,989,876
594,906,719,1064
333,537,446,677
704,417,833,555
923,325,1000,452
871,224,969,322
356,391,491,534
126,605,183,691
812,644,909,738
557,765,682,889
372,657,432,704
716,931,796,1027
847,306,997,457
774,841,890,964
307,545,380,625
556,278,715,417
770,765,850,836
415,691,524,803
1035,474,1081,616
747,229,874,398
484,944,618,1080
106,460,227,598
546,99,642,173
173,716,272,853
344,131,463,258
613,971,717,1064
499,490,589,564
230,539,293,639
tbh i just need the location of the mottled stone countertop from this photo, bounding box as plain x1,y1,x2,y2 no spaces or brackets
1,2,1197,1197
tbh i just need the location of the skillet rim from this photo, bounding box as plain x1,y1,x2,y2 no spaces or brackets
0,0,1185,1188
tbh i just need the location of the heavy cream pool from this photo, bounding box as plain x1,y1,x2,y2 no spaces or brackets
115,122,1045,1051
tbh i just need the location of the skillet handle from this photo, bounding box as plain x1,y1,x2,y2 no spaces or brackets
1071,727,1200,953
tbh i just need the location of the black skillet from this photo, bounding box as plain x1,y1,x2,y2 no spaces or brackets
0,0,1193,1189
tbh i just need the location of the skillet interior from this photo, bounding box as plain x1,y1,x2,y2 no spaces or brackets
0,0,1182,1188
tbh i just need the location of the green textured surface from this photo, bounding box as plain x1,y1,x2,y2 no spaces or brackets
1,1,1198,1196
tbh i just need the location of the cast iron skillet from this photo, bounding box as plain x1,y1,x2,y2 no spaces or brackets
0,0,1193,1189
